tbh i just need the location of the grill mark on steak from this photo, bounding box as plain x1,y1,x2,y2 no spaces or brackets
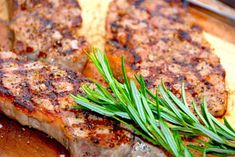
105,0,227,117
8,0,89,73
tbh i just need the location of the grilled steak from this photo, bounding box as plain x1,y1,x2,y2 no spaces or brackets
8,0,89,72
0,51,167,157
105,0,227,117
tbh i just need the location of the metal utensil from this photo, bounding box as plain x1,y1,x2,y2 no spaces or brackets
186,0,235,22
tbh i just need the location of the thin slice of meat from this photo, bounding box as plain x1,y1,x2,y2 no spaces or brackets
8,0,89,73
105,0,227,117
0,21,12,51
0,51,167,157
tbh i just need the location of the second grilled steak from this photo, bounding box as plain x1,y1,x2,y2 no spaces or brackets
105,0,227,117
8,0,89,73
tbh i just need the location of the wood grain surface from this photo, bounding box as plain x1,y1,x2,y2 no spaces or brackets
0,0,234,157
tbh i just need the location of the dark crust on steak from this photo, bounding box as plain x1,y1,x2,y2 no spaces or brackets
105,0,227,117
8,0,89,72
0,51,132,156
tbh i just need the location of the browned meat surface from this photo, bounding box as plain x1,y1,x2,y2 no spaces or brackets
0,21,12,51
0,51,129,156
8,0,88,72
0,51,167,157
105,0,227,117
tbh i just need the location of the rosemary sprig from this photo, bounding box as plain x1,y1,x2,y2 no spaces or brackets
72,49,235,157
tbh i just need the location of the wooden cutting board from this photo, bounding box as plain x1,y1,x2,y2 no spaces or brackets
0,0,234,157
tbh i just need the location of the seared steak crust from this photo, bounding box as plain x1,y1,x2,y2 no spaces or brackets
8,0,88,72
106,0,227,117
0,51,133,157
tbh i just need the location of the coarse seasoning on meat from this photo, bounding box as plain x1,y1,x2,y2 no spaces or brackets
8,0,89,72
105,0,227,117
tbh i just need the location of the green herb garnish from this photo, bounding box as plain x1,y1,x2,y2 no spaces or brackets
72,49,235,157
